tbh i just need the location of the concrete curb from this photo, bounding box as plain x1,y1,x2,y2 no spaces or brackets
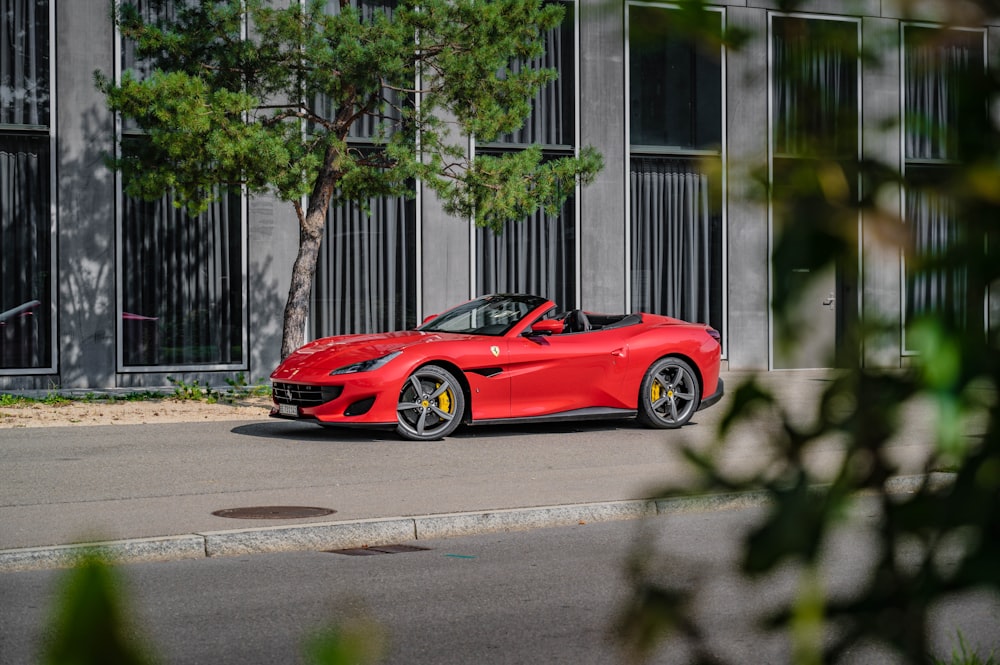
0,473,954,573
0,535,207,572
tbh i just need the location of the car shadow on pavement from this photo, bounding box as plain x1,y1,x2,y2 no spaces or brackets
231,417,653,442
230,421,400,442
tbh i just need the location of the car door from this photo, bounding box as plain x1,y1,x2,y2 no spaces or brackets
505,328,631,418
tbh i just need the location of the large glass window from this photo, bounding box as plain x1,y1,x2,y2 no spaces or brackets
120,162,244,366
311,0,418,337
772,16,858,160
903,26,985,340
628,4,723,332
117,0,246,368
476,0,577,309
1,0,51,371
629,5,720,151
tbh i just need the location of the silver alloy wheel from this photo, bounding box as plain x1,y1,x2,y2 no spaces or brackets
396,365,465,440
637,357,700,429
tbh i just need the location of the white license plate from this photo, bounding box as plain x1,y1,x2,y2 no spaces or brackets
278,403,299,417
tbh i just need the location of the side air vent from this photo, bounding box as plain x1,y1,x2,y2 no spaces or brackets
272,382,343,408
467,367,503,378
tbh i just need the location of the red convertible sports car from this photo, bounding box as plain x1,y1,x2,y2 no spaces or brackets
270,294,724,440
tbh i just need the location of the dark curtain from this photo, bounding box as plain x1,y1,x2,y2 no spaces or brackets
117,1,244,367
120,0,177,76
475,1,576,308
1,0,50,369
905,178,965,325
315,0,405,140
313,193,417,336
121,192,244,366
905,30,979,161
903,29,982,328
630,157,717,325
309,0,416,338
0,134,51,368
497,1,573,147
477,197,576,309
0,0,48,126
772,17,857,158
120,0,180,132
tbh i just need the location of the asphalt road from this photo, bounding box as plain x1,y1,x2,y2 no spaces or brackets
3,505,998,665
0,370,940,557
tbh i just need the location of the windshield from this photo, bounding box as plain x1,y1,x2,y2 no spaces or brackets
419,295,551,336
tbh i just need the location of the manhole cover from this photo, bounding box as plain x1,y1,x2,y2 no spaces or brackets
211,506,336,520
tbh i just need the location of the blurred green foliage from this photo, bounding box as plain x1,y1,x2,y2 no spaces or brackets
618,1,1000,663
41,553,383,665
42,555,154,665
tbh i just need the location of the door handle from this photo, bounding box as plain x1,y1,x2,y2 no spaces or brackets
611,348,626,357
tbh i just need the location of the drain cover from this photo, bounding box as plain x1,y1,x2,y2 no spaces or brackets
211,506,336,520
330,544,430,556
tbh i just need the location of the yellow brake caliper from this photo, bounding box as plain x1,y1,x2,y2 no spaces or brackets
436,382,452,414
651,380,662,403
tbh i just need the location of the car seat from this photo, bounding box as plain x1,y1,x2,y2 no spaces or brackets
565,309,592,333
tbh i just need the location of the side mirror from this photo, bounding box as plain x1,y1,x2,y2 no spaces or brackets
526,319,564,336
421,314,437,324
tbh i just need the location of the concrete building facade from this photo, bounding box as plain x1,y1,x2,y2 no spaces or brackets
1,0,997,391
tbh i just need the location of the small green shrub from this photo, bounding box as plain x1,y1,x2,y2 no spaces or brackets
41,392,73,406
166,377,217,403
224,372,271,400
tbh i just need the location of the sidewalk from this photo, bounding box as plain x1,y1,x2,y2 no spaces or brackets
0,370,939,572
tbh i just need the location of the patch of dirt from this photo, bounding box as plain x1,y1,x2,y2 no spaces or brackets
0,396,274,428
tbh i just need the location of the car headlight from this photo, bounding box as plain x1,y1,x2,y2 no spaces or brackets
329,351,402,375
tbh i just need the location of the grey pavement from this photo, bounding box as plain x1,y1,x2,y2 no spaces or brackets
0,370,943,572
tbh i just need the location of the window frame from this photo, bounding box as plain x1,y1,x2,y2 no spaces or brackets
470,0,581,310
899,22,988,355
0,0,57,376
112,0,249,372
624,1,727,355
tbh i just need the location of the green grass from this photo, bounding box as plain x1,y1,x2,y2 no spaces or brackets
1,375,270,407
933,633,999,665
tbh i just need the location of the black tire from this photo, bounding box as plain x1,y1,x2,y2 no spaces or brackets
637,357,700,429
395,365,465,441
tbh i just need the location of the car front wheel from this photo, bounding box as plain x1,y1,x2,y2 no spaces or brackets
637,357,700,429
396,365,465,441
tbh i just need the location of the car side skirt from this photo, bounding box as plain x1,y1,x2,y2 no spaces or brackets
469,407,637,427
697,377,724,412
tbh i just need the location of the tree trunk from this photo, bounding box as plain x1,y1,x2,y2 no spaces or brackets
280,206,327,359
280,149,344,359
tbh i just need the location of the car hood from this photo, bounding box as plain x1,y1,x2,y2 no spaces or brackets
271,330,469,381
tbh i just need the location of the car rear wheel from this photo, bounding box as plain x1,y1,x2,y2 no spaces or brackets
396,365,465,441
637,357,700,429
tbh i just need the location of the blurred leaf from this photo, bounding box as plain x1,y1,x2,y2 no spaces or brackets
717,378,775,438
42,554,155,665
743,473,827,574
790,568,825,665
305,616,387,665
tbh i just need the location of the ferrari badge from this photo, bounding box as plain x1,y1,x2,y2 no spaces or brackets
490,345,500,357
